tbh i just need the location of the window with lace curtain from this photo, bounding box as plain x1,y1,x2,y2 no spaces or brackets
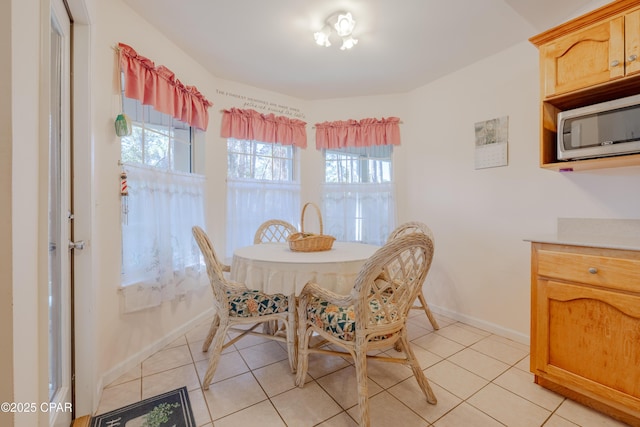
119,96,206,313
225,138,300,258
322,145,396,245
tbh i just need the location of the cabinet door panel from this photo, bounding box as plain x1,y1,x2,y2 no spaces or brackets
541,17,625,97
537,280,640,402
626,10,640,76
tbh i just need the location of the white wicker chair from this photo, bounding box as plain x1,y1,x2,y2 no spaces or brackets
192,226,296,389
253,219,297,244
387,221,440,330
295,233,437,426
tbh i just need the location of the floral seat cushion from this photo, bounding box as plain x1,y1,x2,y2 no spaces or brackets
306,295,398,341
228,289,288,317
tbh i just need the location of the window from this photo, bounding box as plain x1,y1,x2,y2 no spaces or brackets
227,138,294,181
226,138,300,257
121,96,194,173
120,96,206,312
322,145,396,245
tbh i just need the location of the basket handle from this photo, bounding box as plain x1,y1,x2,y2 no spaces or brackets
300,202,323,235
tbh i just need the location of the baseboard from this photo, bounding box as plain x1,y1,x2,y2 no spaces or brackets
72,415,92,427
95,308,214,410
430,305,530,345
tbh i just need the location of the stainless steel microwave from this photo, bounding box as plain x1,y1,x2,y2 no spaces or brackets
557,93,640,161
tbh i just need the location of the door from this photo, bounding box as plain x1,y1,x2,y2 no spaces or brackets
49,0,73,425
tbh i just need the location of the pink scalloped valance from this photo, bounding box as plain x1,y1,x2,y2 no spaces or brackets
118,43,213,131
315,117,401,149
221,108,308,148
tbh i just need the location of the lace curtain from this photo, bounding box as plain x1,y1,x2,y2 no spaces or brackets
321,182,396,246
226,179,300,259
121,163,207,313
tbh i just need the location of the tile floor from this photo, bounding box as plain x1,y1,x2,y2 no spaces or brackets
95,312,629,426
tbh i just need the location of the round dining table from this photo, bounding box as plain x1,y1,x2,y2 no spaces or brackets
230,241,380,296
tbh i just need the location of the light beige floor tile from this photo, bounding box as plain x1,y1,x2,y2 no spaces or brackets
515,354,531,372
141,345,194,377
432,314,457,328
346,390,429,427
228,328,272,349
188,337,235,362
213,400,286,427
163,335,187,349
405,318,433,340
468,383,551,427
554,398,630,427
383,342,443,370
489,334,530,353
455,322,492,337
433,402,504,427
543,414,580,427
413,333,465,358
317,365,383,410
425,360,488,400
364,357,413,389
272,381,343,427
388,377,462,423
252,358,299,397
187,388,214,427
94,379,141,415
435,323,486,346
238,340,288,370
186,321,217,344
470,335,529,365
493,367,564,411
195,350,249,386
202,371,267,420
316,412,359,427
142,363,201,399
105,364,141,388
304,351,352,380
447,347,510,381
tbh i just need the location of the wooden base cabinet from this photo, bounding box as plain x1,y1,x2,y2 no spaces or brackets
530,243,640,426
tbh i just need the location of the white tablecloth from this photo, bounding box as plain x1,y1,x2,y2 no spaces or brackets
231,242,380,295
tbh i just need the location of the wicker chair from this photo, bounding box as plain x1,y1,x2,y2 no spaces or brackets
192,226,296,389
387,221,440,331
295,233,437,426
253,219,297,244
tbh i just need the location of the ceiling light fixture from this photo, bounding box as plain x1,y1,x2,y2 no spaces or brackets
314,11,358,50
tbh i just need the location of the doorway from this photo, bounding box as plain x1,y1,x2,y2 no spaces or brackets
49,0,73,425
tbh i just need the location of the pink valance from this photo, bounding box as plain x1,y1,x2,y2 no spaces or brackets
221,108,308,148
315,117,401,149
118,43,213,131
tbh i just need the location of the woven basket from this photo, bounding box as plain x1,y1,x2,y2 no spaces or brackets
288,202,336,252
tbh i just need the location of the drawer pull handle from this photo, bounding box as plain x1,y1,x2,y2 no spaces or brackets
588,267,598,274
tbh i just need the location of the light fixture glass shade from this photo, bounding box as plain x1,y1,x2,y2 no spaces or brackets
340,36,358,50
314,26,331,47
334,13,355,37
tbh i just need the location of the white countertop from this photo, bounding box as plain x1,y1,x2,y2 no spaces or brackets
525,218,640,251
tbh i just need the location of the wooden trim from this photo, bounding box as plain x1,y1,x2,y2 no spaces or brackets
536,376,640,427
530,0,640,46
72,415,91,427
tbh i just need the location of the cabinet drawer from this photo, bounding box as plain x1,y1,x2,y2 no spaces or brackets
536,249,640,293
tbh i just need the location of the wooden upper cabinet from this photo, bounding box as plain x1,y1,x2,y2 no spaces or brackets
530,1,640,171
541,17,625,97
625,9,640,76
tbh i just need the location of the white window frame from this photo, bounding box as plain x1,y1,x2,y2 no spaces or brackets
225,138,300,258
322,145,396,245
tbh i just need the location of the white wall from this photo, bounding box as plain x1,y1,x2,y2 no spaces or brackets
92,0,314,396
9,0,640,420
398,41,640,341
